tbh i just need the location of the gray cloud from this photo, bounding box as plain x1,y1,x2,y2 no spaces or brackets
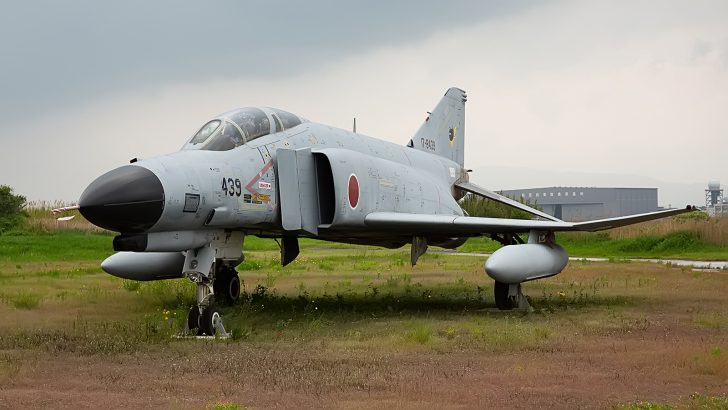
0,0,539,126
2,0,727,206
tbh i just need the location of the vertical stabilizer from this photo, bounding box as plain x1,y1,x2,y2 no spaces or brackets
409,87,466,166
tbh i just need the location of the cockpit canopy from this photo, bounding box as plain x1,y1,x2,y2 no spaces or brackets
184,107,305,151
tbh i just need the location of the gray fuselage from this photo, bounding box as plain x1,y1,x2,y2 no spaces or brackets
131,119,467,248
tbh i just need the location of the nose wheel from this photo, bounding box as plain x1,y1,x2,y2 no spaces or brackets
188,305,223,336
185,278,229,337
181,239,243,338
187,306,200,331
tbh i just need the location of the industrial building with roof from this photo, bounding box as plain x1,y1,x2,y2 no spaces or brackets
498,187,659,222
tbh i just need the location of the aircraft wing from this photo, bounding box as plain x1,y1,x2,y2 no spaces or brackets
364,212,571,235
363,206,695,235
569,206,696,231
455,181,562,222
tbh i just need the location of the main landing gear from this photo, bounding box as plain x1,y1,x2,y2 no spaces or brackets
213,265,241,305
490,233,531,311
493,281,530,310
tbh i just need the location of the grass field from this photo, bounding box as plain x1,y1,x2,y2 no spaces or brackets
1,229,727,408
11,204,728,260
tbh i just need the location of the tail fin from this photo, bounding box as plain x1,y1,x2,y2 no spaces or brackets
409,87,466,166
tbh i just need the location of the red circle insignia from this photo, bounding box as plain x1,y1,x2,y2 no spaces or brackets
348,174,359,209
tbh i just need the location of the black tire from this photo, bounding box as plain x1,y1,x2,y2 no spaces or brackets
214,267,241,305
494,281,516,310
187,306,200,331
227,273,241,301
198,305,221,336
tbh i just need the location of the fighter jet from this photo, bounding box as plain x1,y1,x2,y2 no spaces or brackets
74,87,693,336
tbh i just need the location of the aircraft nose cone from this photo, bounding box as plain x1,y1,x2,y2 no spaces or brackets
79,165,164,233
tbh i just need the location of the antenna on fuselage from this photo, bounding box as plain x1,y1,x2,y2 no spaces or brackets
353,117,357,133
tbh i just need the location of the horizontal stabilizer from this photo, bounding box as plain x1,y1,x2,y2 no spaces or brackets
456,181,562,222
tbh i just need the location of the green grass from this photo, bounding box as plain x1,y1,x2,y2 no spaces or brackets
0,317,176,355
10,291,42,309
614,402,674,410
0,268,572,353
691,345,728,380
5,255,563,351
614,393,728,410
2,226,728,407
2,229,727,267
403,322,433,345
208,403,247,410
0,232,377,264
694,313,728,329
0,231,114,262
556,231,711,258
0,240,725,391
686,393,728,409
0,230,722,356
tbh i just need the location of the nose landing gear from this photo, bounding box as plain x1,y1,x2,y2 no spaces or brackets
188,304,225,336
181,250,235,337
185,274,229,337
180,232,244,338
186,264,239,336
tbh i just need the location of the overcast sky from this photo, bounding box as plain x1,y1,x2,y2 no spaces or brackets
1,0,727,207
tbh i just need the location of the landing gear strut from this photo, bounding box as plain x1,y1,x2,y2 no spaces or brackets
185,274,229,337
181,249,229,336
181,232,244,337
493,281,530,310
490,233,530,311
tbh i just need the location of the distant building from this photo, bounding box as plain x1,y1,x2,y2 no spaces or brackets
705,181,727,216
498,187,659,222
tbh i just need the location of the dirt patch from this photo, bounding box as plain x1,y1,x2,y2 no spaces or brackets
0,334,725,409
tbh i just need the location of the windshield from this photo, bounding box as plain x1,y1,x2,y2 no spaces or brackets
203,120,244,151
190,120,220,144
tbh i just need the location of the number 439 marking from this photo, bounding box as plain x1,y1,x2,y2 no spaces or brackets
221,177,242,196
